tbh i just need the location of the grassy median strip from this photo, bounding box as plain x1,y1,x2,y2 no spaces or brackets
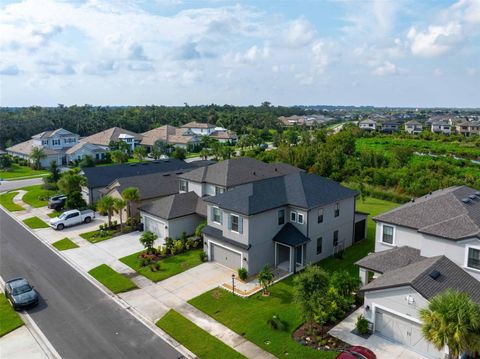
120,249,202,282
23,216,49,229
52,238,79,251
80,229,116,243
0,294,23,337
48,210,63,218
21,185,56,208
88,264,137,294
0,192,24,211
156,310,246,359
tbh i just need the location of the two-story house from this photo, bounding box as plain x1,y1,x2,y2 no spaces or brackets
380,121,400,133
358,119,378,131
430,121,452,134
181,121,217,136
140,125,200,150
404,120,423,134
456,120,480,137
7,128,80,167
82,127,143,151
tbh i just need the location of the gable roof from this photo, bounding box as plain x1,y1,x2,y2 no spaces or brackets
82,159,196,189
7,139,63,156
181,121,215,129
272,223,310,247
140,125,198,146
373,186,480,240
355,246,425,274
139,191,202,220
31,128,77,139
204,171,358,216
82,127,142,146
178,157,300,187
405,120,422,125
361,256,480,303
65,141,106,155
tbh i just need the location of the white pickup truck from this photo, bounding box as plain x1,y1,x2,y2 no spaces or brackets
49,209,95,230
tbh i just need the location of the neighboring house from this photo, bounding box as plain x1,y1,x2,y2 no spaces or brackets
201,171,362,275
373,186,480,281
380,121,400,133
209,128,238,143
6,128,80,167
140,125,200,150
82,127,143,151
430,121,452,134
404,120,423,134
456,121,480,137
181,121,216,136
356,249,480,359
358,119,378,131
65,141,107,163
81,159,196,204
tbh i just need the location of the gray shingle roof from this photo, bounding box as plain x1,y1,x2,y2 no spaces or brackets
272,223,310,247
178,157,301,187
373,186,480,240
139,191,201,220
204,171,358,215
355,246,425,274
361,256,480,303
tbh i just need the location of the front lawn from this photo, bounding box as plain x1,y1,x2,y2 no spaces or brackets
79,229,117,243
157,310,245,359
0,164,48,180
0,294,23,337
88,264,137,294
0,192,24,211
23,216,49,229
21,185,56,208
189,197,398,359
52,237,79,251
120,249,203,282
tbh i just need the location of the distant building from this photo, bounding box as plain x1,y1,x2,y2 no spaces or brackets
380,121,400,133
141,125,200,150
404,120,423,134
181,121,216,136
358,119,377,131
430,121,452,135
82,127,143,151
456,121,480,137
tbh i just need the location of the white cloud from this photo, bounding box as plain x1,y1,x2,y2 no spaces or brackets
433,68,443,77
0,64,20,75
284,18,316,48
407,22,463,57
373,61,398,76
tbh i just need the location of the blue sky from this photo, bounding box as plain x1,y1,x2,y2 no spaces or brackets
0,0,479,107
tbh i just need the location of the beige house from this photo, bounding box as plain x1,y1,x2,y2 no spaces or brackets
82,127,143,151
140,125,200,149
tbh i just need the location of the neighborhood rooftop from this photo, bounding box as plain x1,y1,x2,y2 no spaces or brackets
139,191,205,220
81,127,143,146
355,246,425,274
373,186,480,240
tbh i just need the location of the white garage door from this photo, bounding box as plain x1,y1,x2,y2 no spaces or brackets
144,217,164,238
375,309,443,359
211,244,241,270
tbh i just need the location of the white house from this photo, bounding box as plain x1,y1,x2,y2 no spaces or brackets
358,119,377,131
404,120,423,134
430,121,452,134
181,121,216,136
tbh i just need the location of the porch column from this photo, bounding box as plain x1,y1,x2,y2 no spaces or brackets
290,246,295,273
274,242,277,267
359,267,369,286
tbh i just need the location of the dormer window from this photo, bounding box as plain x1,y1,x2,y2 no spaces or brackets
215,186,225,195
290,211,296,222
467,247,480,270
297,213,304,224
179,179,188,192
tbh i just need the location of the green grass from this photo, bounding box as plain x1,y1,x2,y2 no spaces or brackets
189,197,398,359
157,310,246,359
52,237,79,251
21,185,56,208
120,249,203,282
48,210,63,218
0,164,48,180
0,294,23,337
23,216,49,229
88,264,137,294
0,191,24,211
79,229,117,243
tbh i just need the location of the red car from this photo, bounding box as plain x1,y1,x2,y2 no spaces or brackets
336,346,376,359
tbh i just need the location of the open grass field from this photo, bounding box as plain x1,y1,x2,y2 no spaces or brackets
88,264,137,294
157,310,246,359
0,164,48,180
52,237,79,251
121,249,203,282
189,197,398,359
0,294,23,337
0,191,24,211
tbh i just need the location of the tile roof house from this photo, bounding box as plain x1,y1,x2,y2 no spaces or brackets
82,127,143,151
181,121,216,136
456,120,480,137
140,125,200,149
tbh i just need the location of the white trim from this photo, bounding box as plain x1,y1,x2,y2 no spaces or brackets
212,206,222,225
207,239,244,269
380,223,396,246
372,303,422,329
465,244,480,271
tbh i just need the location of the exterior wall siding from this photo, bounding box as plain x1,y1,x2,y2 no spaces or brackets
167,214,203,239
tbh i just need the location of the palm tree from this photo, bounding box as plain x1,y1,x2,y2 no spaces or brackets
121,187,140,220
96,195,115,228
420,289,480,359
113,198,126,232
257,265,274,296
29,147,47,169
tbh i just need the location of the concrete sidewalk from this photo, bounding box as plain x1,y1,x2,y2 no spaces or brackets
0,326,47,359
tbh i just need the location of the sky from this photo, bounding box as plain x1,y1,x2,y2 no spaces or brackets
0,0,479,107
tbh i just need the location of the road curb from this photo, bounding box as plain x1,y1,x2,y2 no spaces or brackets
0,206,196,359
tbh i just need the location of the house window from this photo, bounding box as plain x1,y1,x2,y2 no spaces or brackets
333,231,339,247
278,209,285,225
179,179,188,192
316,237,323,254
334,203,340,217
212,207,222,224
52,139,60,146
297,213,304,224
290,211,296,222
382,225,394,244
467,248,480,270
42,140,48,145
215,186,225,195
230,215,239,232
318,208,323,223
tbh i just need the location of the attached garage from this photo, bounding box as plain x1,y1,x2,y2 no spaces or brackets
375,309,443,359
144,216,164,238
211,243,242,270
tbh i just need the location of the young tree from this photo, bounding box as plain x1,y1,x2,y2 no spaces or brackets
139,231,157,254
48,160,61,182
153,140,170,156
0,154,12,170
113,198,126,232
96,195,115,228
79,155,96,168
257,265,274,295
171,147,186,160
57,171,85,194
133,146,147,161
65,191,86,209
420,290,480,359
121,187,140,219
29,147,47,169
110,150,129,164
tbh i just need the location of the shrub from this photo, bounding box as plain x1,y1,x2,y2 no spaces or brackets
180,231,187,243
238,267,248,281
160,245,169,257
164,237,174,250
150,262,160,272
199,251,208,262
267,314,286,331
356,315,369,335
195,221,207,238
112,220,118,228
173,240,184,254
185,237,195,250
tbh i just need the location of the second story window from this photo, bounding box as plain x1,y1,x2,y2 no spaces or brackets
278,209,285,225
333,230,339,247
215,186,225,195
179,179,188,192
290,211,296,222
52,139,60,146
228,214,243,234
382,225,394,244
42,140,49,145
467,248,480,270
212,207,222,224
318,208,323,223
297,213,304,224
334,203,340,217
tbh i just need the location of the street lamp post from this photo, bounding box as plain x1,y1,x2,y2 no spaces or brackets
231,274,235,296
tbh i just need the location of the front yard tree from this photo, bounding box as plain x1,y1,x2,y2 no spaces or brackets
257,265,274,296
171,147,186,160
140,231,157,254
122,187,140,220
97,195,115,228
48,160,61,182
133,146,146,161
0,154,12,170
420,290,480,359
110,150,129,164
57,170,85,194
113,198,126,232
65,191,86,209
29,147,46,169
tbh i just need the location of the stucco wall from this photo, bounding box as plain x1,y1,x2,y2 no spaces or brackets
167,214,203,239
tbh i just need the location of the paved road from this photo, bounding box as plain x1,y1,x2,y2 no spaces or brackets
0,177,44,192
0,209,183,359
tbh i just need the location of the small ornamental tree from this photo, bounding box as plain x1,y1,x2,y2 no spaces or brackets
133,146,147,161
257,265,274,296
96,195,115,228
113,198,126,232
140,231,157,254
122,187,140,220
29,147,46,169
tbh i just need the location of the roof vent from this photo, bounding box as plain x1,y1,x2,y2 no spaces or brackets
429,270,441,280
274,167,278,172
475,191,480,197
462,198,471,204
468,194,478,200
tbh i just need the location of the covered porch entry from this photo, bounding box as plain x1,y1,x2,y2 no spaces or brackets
273,223,310,273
